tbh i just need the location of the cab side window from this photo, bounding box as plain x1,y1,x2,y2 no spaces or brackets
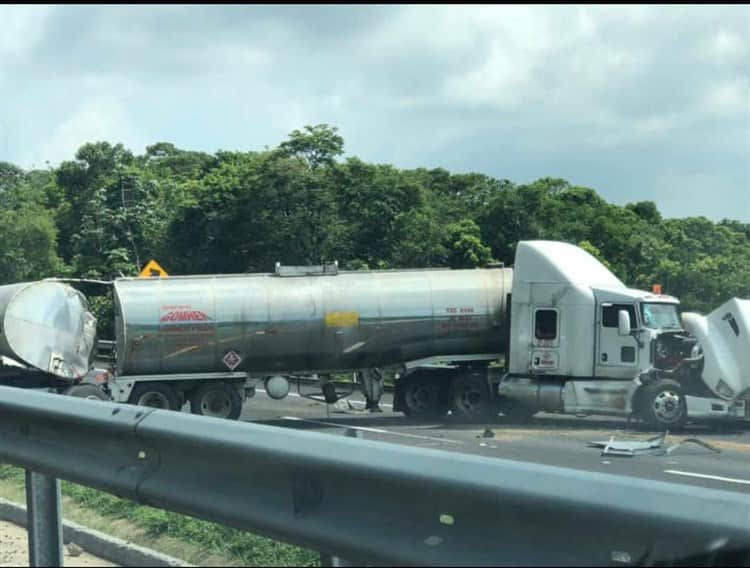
602,304,637,328
535,309,558,340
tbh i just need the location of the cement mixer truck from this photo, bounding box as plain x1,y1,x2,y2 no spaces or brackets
71,240,748,428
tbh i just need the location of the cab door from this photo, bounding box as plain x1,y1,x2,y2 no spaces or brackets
596,302,638,378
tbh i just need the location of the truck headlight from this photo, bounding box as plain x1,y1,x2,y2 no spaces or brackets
715,379,734,400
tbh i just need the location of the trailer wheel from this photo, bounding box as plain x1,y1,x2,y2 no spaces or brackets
638,379,687,429
449,374,496,422
398,374,446,419
129,383,180,411
64,384,111,401
190,382,243,420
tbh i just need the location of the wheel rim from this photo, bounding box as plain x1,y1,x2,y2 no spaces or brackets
652,390,683,423
405,383,436,413
138,392,170,409
454,383,485,413
200,390,232,418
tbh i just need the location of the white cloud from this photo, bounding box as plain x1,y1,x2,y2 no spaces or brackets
32,98,140,166
0,5,747,220
706,29,749,63
703,78,750,116
651,169,748,221
0,5,51,57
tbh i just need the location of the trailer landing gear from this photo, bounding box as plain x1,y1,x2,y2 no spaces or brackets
358,368,385,414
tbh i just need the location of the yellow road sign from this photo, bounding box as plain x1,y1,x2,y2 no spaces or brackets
139,259,168,278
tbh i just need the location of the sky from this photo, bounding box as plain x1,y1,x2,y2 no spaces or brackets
1,4,748,221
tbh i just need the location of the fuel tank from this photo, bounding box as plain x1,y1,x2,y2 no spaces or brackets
0,281,97,379
113,267,512,376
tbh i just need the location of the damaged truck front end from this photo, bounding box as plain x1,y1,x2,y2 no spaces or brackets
681,298,750,423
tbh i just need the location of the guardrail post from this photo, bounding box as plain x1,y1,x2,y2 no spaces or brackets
318,427,363,566
319,553,355,567
344,427,361,439
25,470,63,567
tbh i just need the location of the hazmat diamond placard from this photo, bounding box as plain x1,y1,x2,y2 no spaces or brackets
222,350,242,370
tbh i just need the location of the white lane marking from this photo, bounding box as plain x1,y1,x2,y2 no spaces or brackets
256,388,393,408
280,416,462,445
664,470,750,486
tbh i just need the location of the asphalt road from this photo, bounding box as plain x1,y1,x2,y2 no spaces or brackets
240,386,750,495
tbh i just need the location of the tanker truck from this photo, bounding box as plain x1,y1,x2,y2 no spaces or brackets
79,240,748,428
0,280,104,398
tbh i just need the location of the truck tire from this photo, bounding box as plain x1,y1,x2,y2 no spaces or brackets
497,397,537,422
448,373,496,422
64,384,111,401
190,382,243,420
398,374,446,419
637,379,687,430
129,382,181,411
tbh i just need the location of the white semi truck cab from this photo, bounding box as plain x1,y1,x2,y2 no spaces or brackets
396,241,749,428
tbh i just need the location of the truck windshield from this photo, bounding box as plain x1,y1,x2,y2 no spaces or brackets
641,303,681,330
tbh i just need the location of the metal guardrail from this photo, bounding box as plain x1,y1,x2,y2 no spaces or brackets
1,385,750,566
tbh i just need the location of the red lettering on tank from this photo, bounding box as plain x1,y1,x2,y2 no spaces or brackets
160,310,212,323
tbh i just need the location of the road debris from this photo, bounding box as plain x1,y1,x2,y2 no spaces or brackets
663,438,721,455
479,427,495,439
588,432,721,457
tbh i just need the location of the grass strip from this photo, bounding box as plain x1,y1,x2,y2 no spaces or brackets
0,465,318,567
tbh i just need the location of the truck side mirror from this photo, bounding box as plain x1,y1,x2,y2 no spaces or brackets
618,310,631,336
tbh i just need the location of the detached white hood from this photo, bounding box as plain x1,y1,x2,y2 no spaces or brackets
682,298,750,401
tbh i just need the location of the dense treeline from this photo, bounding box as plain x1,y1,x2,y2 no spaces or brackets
1,124,748,336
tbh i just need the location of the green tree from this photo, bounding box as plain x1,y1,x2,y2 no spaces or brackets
445,219,493,268
0,126,745,324
0,206,64,283
276,124,344,169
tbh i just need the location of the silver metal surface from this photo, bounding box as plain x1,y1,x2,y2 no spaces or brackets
653,389,683,423
498,377,538,406
25,470,63,567
537,382,565,413
1,386,750,566
264,375,290,400
0,281,96,379
498,378,565,413
113,268,511,376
